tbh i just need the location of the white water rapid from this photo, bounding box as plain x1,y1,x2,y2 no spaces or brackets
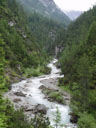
4,59,77,128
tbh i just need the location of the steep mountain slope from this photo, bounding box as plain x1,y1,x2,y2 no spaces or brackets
57,6,96,48
0,0,56,86
58,5,96,128
19,0,71,25
27,13,63,55
66,6,96,44
64,10,82,20
0,0,57,127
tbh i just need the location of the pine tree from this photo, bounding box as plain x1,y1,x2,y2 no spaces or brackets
0,34,6,91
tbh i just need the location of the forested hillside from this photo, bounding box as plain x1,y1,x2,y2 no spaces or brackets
28,13,63,54
18,0,70,25
59,6,96,128
0,0,47,83
1,0,96,128
0,0,62,127
0,0,63,85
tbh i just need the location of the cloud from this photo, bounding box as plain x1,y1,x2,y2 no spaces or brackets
54,0,96,11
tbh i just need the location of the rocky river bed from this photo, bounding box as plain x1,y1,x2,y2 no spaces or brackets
4,59,77,128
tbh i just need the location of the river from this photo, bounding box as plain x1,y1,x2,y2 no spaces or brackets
4,59,77,128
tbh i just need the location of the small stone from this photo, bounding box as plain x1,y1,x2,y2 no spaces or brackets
13,98,21,103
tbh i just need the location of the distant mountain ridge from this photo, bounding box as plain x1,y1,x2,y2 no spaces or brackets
64,10,82,20
19,0,71,25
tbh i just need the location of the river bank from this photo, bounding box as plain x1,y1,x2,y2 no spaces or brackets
4,59,77,128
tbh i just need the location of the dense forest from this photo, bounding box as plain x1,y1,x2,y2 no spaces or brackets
0,0,63,84
58,6,96,128
28,13,64,54
0,0,96,128
18,0,70,25
0,0,63,127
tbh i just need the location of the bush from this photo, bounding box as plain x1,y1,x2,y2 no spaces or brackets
78,113,96,128
49,92,65,104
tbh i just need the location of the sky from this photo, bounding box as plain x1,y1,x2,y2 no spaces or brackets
54,0,96,11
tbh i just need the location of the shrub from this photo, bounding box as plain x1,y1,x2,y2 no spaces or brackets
78,113,96,128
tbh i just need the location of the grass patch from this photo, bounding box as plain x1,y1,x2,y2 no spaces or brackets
49,91,65,104
60,85,71,94
43,89,65,104
23,67,43,77
58,78,72,94
23,65,51,78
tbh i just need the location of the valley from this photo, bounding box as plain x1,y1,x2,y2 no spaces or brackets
4,59,76,128
0,0,96,128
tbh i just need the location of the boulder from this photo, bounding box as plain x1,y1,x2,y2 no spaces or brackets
24,84,29,87
28,94,32,97
14,91,26,97
70,113,79,123
25,108,33,112
39,85,46,90
33,104,48,114
27,80,32,83
13,98,21,103
57,63,61,68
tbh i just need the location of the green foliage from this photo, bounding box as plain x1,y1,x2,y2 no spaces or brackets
28,13,63,55
53,107,64,128
8,109,31,128
59,6,96,127
23,67,43,77
19,0,70,25
0,35,6,91
49,92,65,104
53,107,61,128
30,113,51,128
78,113,96,128
23,65,51,77
43,89,65,104
0,0,59,128
0,98,53,128
0,0,53,80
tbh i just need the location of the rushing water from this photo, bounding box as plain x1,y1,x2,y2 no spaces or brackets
4,59,76,128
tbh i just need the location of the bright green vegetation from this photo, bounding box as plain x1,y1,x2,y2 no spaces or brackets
23,66,51,77
0,98,52,128
53,107,65,128
1,0,96,127
49,91,65,104
0,0,62,127
43,89,65,104
58,6,96,128
0,0,58,85
28,13,64,55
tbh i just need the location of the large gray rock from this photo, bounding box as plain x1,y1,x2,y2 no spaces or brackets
14,91,26,97
70,113,79,123
33,104,48,114
13,98,22,103
25,107,33,112
39,85,46,90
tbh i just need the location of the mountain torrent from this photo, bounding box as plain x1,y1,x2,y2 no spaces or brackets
0,0,96,128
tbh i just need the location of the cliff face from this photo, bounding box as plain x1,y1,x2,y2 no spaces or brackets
19,0,71,25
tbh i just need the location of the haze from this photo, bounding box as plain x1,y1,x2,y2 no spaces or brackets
54,0,96,11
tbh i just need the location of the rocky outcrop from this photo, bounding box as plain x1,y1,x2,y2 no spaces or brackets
8,21,15,26
14,91,26,97
34,104,48,114
19,0,70,25
70,113,79,123
13,98,22,103
39,85,46,90
25,104,48,114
